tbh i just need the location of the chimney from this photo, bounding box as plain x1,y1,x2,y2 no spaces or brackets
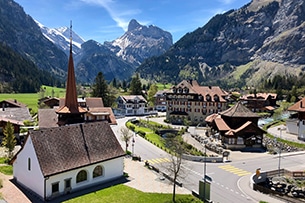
2,103,4,111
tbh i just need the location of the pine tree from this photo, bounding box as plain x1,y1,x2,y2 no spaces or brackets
2,121,17,159
130,73,142,95
91,72,111,106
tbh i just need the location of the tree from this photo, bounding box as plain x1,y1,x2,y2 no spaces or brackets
91,72,111,107
2,121,17,159
147,84,158,107
129,73,142,95
164,133,185,203
120,127,132,153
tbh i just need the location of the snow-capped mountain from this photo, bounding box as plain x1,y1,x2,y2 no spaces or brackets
75,19,173,83
105,19,173,66
36,21,85,55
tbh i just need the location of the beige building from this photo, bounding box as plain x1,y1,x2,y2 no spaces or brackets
166,80,228,125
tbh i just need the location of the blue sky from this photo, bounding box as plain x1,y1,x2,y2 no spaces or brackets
15,0,251,43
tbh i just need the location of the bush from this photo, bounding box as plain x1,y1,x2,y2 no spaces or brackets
137,131,146,137
128,124,135,132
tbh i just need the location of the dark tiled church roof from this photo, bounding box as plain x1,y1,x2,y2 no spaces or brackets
219,101,260,118
30,121,125,176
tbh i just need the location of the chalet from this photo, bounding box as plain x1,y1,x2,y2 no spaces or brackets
41,97,60,108
286,97,305,140
239,93,277,113
0,107,33,141
116,95,148,116
0,99,27,108
12,121,125,200
166,80,228,125
154,90,169,112
206,101,264,150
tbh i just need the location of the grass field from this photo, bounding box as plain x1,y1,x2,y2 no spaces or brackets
0,86,66,114
0,93,39,114
64,184,201,203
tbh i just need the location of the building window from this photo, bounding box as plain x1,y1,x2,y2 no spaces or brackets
52,182,59,194
28,158,31,171
93,165,103,178
65,178,71,190
76,170,87,183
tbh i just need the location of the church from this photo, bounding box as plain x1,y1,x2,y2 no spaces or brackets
11,26,125,200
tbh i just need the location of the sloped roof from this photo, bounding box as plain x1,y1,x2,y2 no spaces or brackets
205,113,219,123
87,107,117,125
288,97,305,112
214,117,231,131
29,121,125,176
240,93,277,100
120,95,147,103
0,99,27,108
38,109,59,128
219,101,260,118
225,121,265,136
173,80,227,102
85,97,104,108
0,107,33,122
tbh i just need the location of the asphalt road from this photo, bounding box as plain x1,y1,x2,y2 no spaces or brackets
112,116,305,203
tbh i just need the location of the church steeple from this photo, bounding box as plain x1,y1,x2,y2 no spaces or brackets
56,21,86,125
64,21,78,112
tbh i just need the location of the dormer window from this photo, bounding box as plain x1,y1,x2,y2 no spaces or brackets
206,94,211,102
178,88,183,93
214,95,219,102
183,88,189,93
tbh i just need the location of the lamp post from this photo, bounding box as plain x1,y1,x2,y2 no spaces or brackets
203,144,207,202
132,137,135,155
277,127,283,176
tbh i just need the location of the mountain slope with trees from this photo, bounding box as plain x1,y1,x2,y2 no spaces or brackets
0,0,68,81
0,42,61,93
137,0,305,89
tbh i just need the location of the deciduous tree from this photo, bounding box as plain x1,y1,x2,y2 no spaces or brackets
165,133,186,203
147,84,158,107
120,127,132,153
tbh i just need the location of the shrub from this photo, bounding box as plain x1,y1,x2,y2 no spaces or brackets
137,131,146,137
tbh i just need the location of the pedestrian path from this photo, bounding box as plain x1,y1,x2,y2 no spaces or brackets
218,164,251,176
144,157,171,165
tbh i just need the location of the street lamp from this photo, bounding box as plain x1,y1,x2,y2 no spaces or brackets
277,127,283,176
203,144,207,202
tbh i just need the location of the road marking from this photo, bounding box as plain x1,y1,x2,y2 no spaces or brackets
218,164,251,177
144,157,171,165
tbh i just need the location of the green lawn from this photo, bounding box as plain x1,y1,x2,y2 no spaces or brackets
0,85,66,115
156,83,172,90
64,184,201,203
0,93,39,114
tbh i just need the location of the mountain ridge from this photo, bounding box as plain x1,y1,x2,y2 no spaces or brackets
137,0,305,88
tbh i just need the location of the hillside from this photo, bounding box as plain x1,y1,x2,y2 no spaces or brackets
0,42,61,93
137,0,305,88
0,0,68,79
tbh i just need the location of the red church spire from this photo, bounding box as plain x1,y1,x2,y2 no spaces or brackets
56,21,86,125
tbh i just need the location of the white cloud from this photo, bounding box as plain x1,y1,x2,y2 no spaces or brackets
79,0,140,31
